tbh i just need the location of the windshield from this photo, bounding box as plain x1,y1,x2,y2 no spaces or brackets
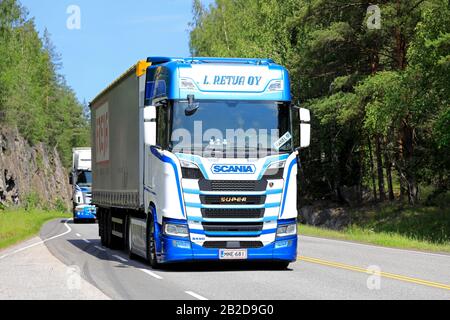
170,100,292,158
77,170,92,187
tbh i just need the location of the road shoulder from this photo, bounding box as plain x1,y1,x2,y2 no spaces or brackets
0,234,109,300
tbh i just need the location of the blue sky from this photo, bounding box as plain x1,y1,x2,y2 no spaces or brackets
20,0,214,103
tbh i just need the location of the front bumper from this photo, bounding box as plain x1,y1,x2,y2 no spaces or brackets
74,206,97,220
157,234,298,264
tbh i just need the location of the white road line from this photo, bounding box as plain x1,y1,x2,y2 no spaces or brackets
113,255,128,262
76,233,82,237
300,235,450,258
185,291,208,300
140,269,163,280
0,219,73,260
83,239,91,244
94,246,106,252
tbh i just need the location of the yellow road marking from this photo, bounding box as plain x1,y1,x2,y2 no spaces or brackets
298,256,450,291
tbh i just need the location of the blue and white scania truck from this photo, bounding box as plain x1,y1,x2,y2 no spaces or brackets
90,57,310,268
70,148,97,223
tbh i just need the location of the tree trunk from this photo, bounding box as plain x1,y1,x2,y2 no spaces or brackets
220,4,230,52
395,0,407,70
384,147,395,201
400,119,418,204
375,135,386,201
368,137,377,202
358,147,364,204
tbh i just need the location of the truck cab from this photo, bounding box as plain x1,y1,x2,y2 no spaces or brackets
91,57,310,268
70,148,97,223
145,58,309,267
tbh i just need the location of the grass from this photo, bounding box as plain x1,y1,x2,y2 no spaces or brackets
299,203,450,253
0,209,70,250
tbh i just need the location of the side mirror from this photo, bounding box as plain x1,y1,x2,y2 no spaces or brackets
143,106,157,146
299,108,311,148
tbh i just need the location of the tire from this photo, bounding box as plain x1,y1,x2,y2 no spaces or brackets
100,209,107,247
146,212,159,269
105,210,112,248
127,216,137,260
272,261,290,270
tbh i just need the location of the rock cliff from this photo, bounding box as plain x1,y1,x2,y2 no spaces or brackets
0,127,71,210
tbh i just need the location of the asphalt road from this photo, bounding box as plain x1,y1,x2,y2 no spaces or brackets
17,218,450,299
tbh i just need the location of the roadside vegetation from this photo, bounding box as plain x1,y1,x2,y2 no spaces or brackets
190,0,450,252
0,209,70,250
190,0,449,206
299,201,450,253
0,0,90,167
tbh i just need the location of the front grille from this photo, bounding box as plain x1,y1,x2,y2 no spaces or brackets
201,208,265,219
199,179,267,192
200,195,266,205
203,241,264,249
202,222,263,232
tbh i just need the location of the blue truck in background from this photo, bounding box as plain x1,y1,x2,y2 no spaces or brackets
70,148,97,223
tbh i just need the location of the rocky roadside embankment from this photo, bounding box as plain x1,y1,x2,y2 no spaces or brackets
0,127,71,210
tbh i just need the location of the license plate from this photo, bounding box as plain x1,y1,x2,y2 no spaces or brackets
219,249,248,260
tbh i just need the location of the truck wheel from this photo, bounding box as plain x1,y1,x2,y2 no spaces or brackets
127,216,137,260
99,209,107,246
104,210,113,248
146,214,159,269
272,261,290,270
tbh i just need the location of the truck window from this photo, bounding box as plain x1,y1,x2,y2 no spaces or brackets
156,105,170,149
77,171,92,187
170,100,292,156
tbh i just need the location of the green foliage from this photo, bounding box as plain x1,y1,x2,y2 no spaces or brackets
0,0,90,168
0,208,70,249
351,204,450,244
190,0,450,205
300,222,450,253
53,198,68,213
23,192,41,211
355,71,403,135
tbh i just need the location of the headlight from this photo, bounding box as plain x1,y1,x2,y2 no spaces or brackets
75,191,83,204
268,160,286,170
180,159,199,169
264,160,286,178
164,223,189,238
180,159,203,179
277,223,297,237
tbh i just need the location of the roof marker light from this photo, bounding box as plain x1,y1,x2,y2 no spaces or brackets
136,60,151,77
268,80,284,92
180,78,196,90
